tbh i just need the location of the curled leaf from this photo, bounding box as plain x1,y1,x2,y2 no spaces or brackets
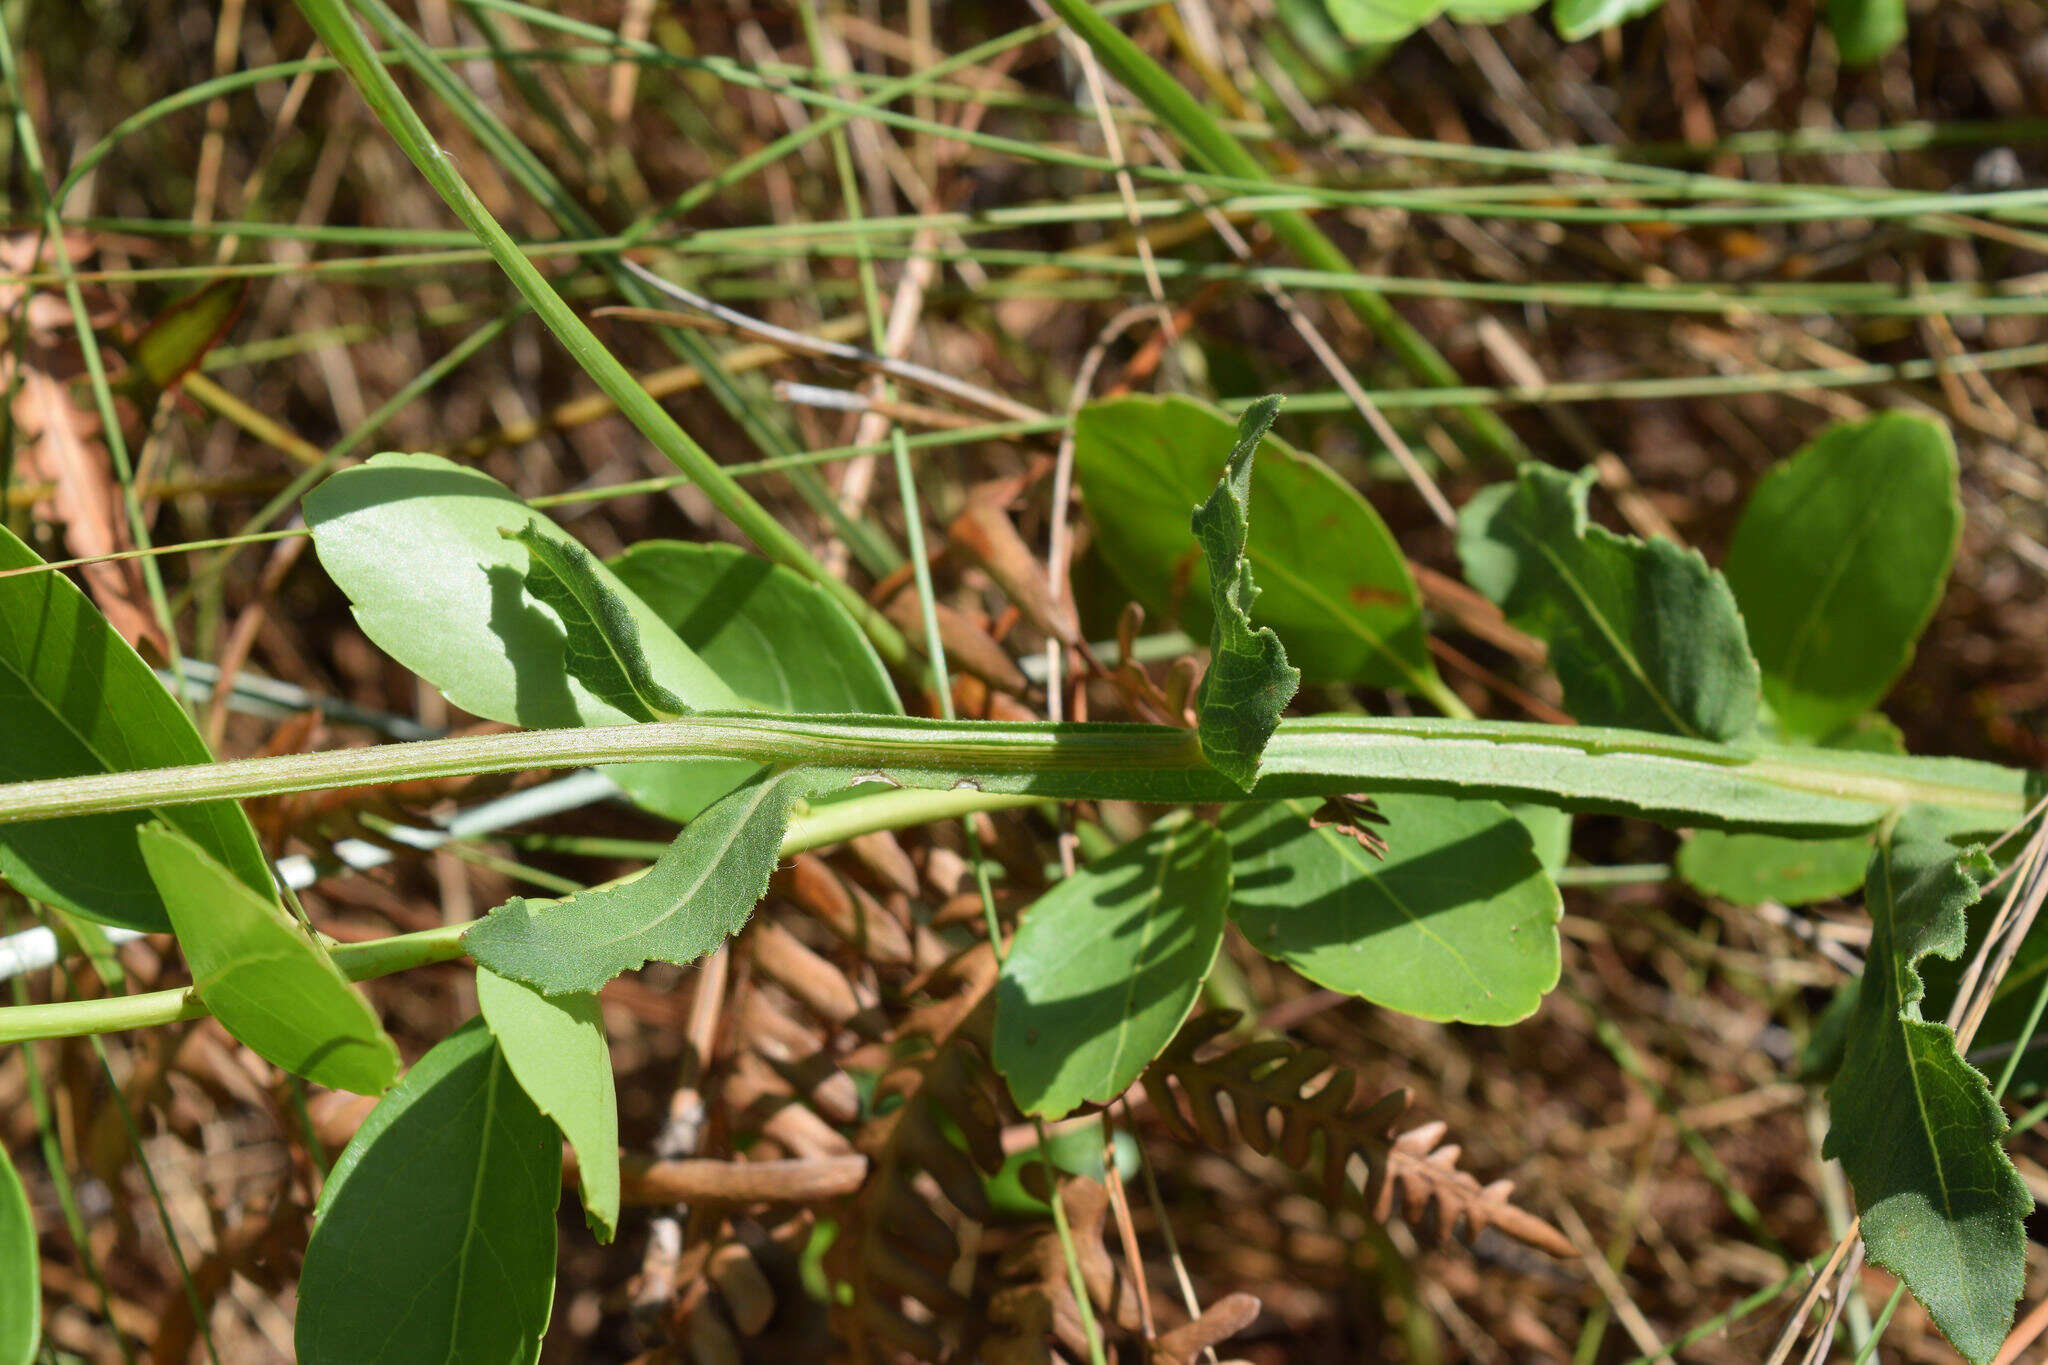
1191,397,1301,788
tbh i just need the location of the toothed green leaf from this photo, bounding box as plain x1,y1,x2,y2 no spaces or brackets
502,522,689,722
465,767,831,995
1192,397,1301,789
1823,838,2028,1363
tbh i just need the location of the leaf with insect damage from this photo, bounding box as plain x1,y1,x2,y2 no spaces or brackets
1190,398,1302,789
1224,794,1560,1024
1823,838,2027,1363
1458,464,1759,741
465,766,831,995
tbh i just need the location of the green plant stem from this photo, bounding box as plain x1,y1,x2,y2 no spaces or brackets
1037,0,1527,468
0,784,1040,1045
0,713,2027,830
286,0,910,666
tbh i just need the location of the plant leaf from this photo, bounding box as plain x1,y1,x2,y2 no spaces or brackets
1676,831,1871,906
131,278,245,394
1321,0,1446,43
15,370,166,657
501,522,689,722
298,1019,558,1365
465,766,828,995
304,452,736,729
1190,397,1303,789
0,521,270,930
1442,0,1542,18
1552,0,1666,40
1822,838,2027,1363
1224,795,1560,1024
138,823,399,1095
1827,0,1905,63
995,816,1232,1119
1075,394,1436,694
1458,465,1760,740
1724,413,1958,742
610,541,900,714
0,1142,35,1365
476,967,619,1242
606,541,900,822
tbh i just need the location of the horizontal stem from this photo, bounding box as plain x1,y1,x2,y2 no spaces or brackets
0,784,1043,1045
0,713,2031,835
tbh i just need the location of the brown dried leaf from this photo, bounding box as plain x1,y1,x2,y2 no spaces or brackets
1306,793,1390,860
14,369,168,657
1149,1293,1261,1365
1142,1013,1571,1258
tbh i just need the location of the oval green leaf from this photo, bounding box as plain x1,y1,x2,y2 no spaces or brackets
476,966,619,1242
0,523,269,930
1552,0,1666,40
0,1142,36,1365
606,541,900,822
1074,395,1438,696
995,816,1232,1120
1677,830,1872,906
1322,0,1446,43
298,1018,559,1365
1827,0,1905,63
1724,413,1958,742
138,823,399,1095
304,452,737,729
1224,794,1560,1024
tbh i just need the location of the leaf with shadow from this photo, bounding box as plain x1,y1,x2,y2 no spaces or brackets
305,452,734,729
1458,463,1759,741
139,821,398,1094
1225,794,1560,1024
606,541,900,822
994,815,1231,1118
